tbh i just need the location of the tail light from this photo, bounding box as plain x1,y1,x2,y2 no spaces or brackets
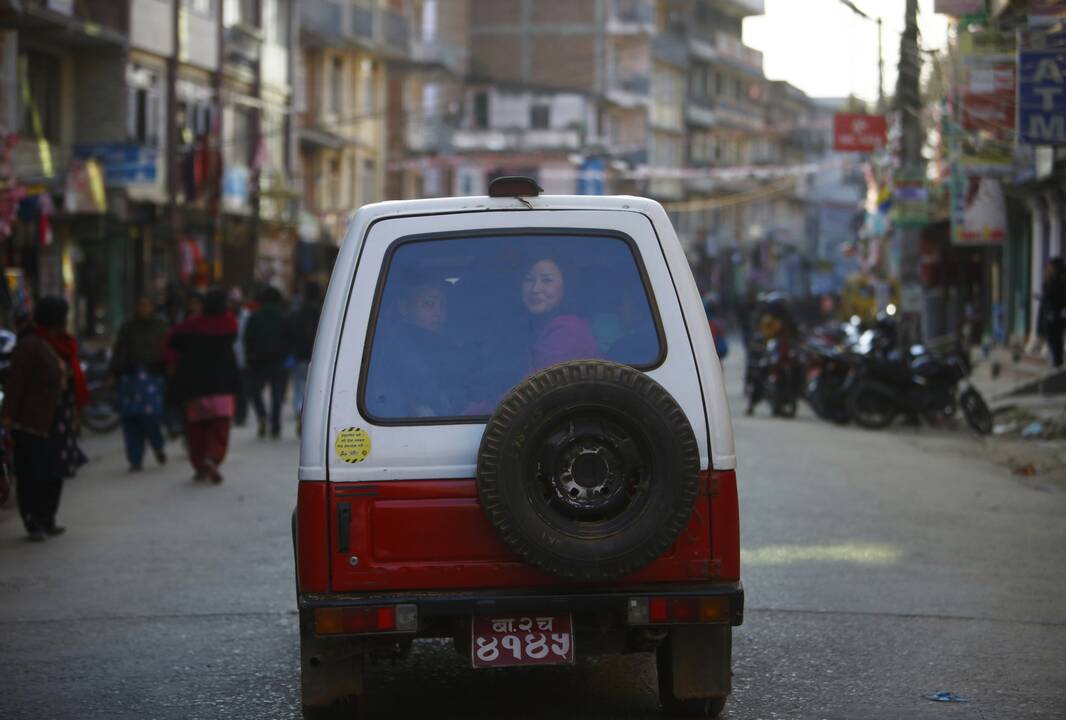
313,604,418,636
627,596,730,625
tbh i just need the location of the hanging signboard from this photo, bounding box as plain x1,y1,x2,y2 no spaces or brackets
959,28,1016,60
960,60,1016,173
833,113,887,153
1017,29,1066,145
956,26,1017,173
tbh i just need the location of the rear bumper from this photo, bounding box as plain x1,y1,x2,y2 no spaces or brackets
299,581,744,627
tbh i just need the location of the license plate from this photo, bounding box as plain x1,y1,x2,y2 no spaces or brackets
471,614,575,668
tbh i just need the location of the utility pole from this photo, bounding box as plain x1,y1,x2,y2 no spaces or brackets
896,0,925,341
838,0,885,111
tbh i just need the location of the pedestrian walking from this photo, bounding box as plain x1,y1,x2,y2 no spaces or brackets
284,282,322,435
1037,257,1066,368
168,289,240,484
244,286,288,438
110,297,168,472
0,297,88,540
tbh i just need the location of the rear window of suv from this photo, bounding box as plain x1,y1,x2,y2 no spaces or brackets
360,231,665,423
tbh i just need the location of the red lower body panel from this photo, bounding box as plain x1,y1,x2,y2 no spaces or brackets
328,478,718,592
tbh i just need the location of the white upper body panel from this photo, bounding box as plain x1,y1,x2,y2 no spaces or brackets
298,195,736,482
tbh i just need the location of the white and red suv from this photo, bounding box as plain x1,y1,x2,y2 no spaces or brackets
293,178,742,718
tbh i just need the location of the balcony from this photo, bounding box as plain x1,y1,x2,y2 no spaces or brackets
405,116,454,154
652,34,689,68
605,70,652,108
606,0,656,35
410,38,467,75
225,22,262,74
19,0,128,45
715,31,763,74
300,0,344,43
686,100,716,127
720,0,765,16
451,128,582,153
687,35,719,63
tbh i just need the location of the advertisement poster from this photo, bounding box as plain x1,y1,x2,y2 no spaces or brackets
951,174,1007,245
958,27,1016,173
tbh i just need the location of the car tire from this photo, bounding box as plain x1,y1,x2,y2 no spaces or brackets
477,360,700,582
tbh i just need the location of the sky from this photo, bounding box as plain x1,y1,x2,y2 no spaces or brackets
744,0,951,103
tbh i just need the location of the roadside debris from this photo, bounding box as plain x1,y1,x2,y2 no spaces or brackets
1009,460,1037,476
1021,421,1046,438
926,691,969,703
991,407,1066,441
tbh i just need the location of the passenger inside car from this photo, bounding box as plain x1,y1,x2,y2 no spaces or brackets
364,277,460,418
520,256,600,373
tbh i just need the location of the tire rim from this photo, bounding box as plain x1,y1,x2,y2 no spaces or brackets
528,412,653,533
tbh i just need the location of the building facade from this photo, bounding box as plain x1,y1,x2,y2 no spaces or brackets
0,0,299,334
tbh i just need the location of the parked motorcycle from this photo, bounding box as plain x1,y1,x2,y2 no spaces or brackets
804,342,860,424
846,343,993,435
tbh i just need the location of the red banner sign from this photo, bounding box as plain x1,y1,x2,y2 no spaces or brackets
833,114,888,153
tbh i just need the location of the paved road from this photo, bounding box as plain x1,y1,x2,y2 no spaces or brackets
1,356,1064,719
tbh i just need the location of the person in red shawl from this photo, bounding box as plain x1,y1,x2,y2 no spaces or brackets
168,288,240,483
0,296,88,540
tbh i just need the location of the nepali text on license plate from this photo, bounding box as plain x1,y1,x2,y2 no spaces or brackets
471,614,575,668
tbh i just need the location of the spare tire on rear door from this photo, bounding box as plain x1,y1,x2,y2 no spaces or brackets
476,360,701,582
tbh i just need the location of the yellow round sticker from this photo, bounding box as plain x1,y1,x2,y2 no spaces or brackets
335,427,371,464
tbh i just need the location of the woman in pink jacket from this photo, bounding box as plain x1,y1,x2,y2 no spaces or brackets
521,257,599,372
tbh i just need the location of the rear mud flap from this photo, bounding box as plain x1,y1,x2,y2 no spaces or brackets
669,625,732,700
299,612,364,708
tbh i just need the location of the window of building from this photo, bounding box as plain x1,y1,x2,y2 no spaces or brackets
361,233,663,421
421,0,438,42
472,90,489,129
20,52,62,142
530,103,550,129
423,166,442,196
126,65,162,147
330,56,343,116
223,0,256,26
361,59,375,114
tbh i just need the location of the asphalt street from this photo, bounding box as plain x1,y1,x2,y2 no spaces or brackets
1,353,1064,719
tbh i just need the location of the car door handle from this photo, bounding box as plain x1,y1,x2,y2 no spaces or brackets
337,502,351,554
